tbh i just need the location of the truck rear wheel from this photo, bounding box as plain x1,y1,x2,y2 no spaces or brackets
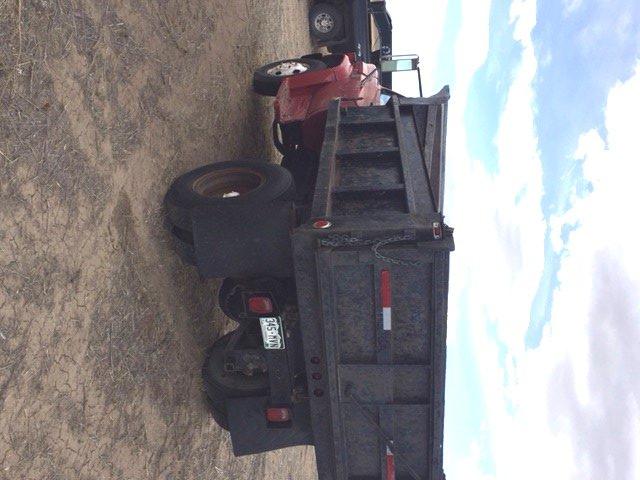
164,161,296,278
164,161,295,232
252,57,326,96
205,396,230,431
309,3,344,41
202,332,269,429
168,225,196,266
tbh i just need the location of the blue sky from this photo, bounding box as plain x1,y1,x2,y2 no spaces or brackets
388,0,640,478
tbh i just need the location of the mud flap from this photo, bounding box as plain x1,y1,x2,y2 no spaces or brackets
191,200,294,278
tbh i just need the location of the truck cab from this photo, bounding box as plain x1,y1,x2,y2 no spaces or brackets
308,1,393,89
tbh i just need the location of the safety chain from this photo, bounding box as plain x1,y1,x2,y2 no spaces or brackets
319,233,421,267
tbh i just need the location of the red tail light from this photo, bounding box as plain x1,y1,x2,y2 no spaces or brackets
248,296,273,314
266,407,291,423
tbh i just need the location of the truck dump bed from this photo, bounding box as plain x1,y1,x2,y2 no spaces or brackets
292,91,453,480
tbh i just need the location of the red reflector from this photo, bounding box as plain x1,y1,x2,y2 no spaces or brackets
248,296,273,314
386,446,396,480
432,221,442,240
312,219,332,229
380,270,391,308
266,407,291,423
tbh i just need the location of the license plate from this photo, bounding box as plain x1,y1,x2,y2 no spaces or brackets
259,317,285,350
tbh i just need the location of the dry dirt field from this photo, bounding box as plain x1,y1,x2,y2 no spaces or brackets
0,1,319,478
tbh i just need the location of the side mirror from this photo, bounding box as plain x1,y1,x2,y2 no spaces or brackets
378,54,423,97
380,54,420,73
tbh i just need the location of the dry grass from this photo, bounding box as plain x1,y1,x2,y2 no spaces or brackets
0,1,318,478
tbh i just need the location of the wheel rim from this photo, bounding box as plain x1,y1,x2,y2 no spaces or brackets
266,61,310,77
191,168,265,198
314,13,335,33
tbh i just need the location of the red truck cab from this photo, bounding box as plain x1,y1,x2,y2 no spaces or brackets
269,53,381,154
253,53,382,157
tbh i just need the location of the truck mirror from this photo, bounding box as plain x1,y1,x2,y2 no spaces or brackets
379,54,423,97
380,54,420,73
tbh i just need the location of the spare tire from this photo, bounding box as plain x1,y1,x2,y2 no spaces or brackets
164,161,295,232
252,57,326,96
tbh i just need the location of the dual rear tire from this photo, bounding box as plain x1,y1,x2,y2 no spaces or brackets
163,161,295,276
165,161,294,232
202,332,270,430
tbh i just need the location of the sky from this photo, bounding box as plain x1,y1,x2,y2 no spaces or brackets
386,0,640,478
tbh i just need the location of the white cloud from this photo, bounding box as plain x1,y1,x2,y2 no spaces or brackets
563,0,583,16
446,0,544,352
459,61,640,479
385,0,449,96
538,63,640,478
440,0,493,345
445,0,547,476
446,440,495,480
444,0,640,474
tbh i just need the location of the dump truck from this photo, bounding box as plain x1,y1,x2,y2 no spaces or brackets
163,47,452,480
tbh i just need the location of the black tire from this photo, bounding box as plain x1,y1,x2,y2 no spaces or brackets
309,3,344,41
164,161,295,232
204,392,230,431
169,226,196,266
173,231,198,266
217,277,243,320
252,58,326,96
203,332,270,397
202,332,269,428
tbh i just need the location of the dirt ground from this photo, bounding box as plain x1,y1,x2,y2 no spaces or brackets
0,1,319,478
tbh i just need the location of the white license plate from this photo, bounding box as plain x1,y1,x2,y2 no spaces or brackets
259,317,285,350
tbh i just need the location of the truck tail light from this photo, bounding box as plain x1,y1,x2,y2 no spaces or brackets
266,407,292,423
248,296,273,314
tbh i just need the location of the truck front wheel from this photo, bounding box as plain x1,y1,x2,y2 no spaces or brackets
252,57,326,96
309,3,344,41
